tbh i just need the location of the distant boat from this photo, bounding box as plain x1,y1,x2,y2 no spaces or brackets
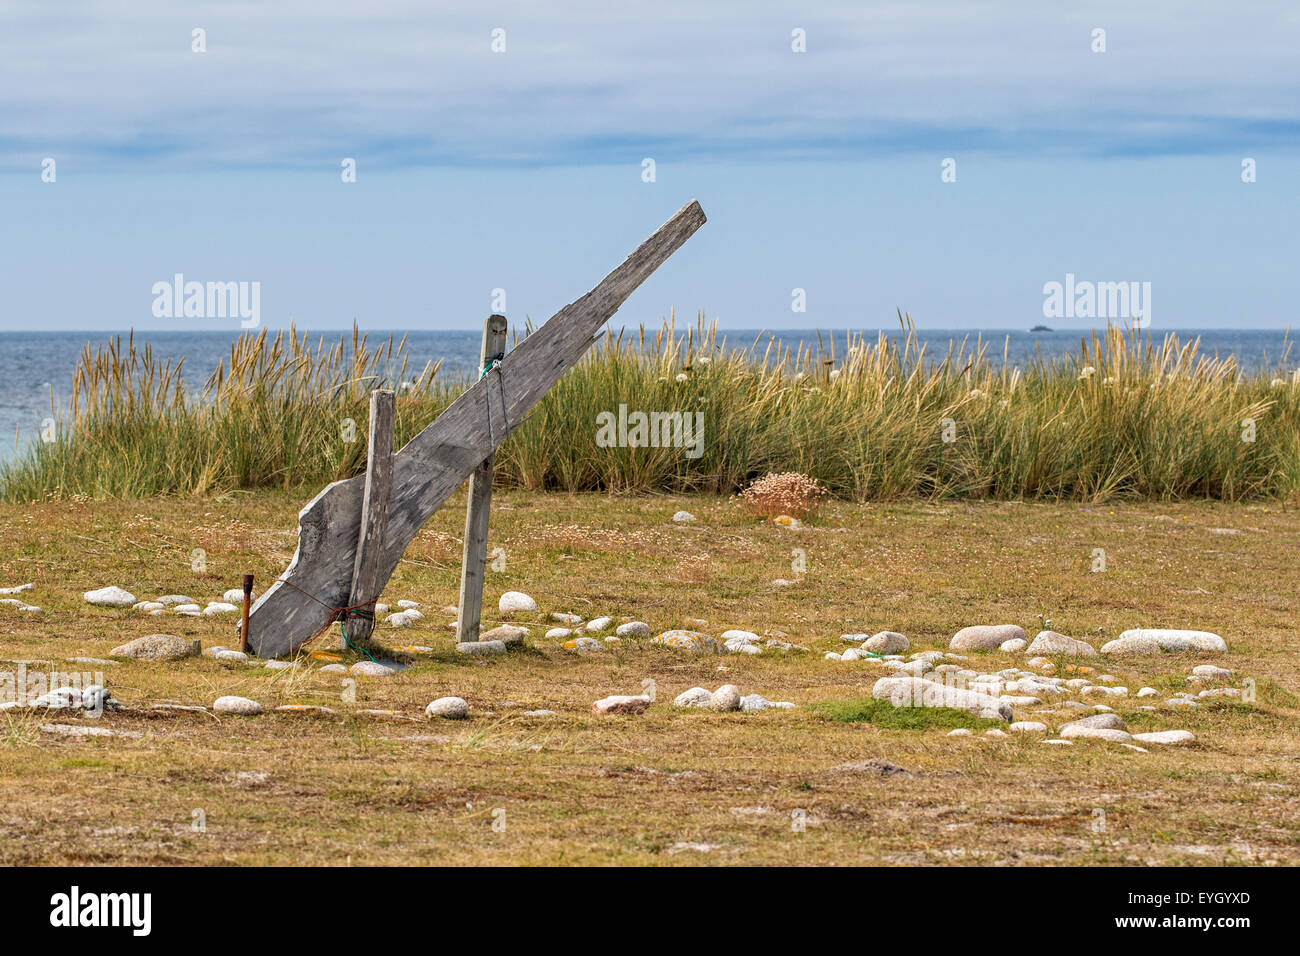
1030,324,1053,332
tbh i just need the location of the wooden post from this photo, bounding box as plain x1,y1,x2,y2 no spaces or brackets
344,389,395,647
457,314,508,644
239,573,253,652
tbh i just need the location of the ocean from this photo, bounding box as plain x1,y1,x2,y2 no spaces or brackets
0,327,1292,461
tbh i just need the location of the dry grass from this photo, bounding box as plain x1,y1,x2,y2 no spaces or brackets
0,490,1298,865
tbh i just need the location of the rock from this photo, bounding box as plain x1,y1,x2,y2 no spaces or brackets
223,587,256,604
109,634,200,661
888,658,934,676
871,676,1013,721
671,511,696,523
824,652,842,661
426,696,469,719
592,694,650,715
1042,739,1074,746
1100,629,1227,654
1061,712,1127,733
863,631,909,654
674,687,714,708
950,624,1025,651
1136,687,1159,698
840,648,865,662
999,638,1028,653
207,648,250,663
264,660,292,670
1081,684,1128,699
274,704,336,715
156,594,196,606
387,611,416,628
83,586,135,607
1192,664,1231,680
203,602,240,616
1010,721,1048,733
455,640,507,656
710,684,742,712
585,616,614,632
396,600,420,609
213,696,262,715
68,657,119,667
401,609,424,620
135,601,166,613
1132,730,1195,745
550,612,582,625
318,663,348,673
947,728,973,737
173,604,201,614
720,629,760,644
1027,630,1098,657
984,728,1008,738
652,630,722,653
616,621,651,638
1000,695,1043,707
0,583,33,594
562,636,606,653
546,627,574,639
1059,725,1133,742
498,591,537,614
350,661,400,676
739,694,792,712
481,625,528,647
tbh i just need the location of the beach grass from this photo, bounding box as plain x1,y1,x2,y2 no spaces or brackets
2,315,1298,502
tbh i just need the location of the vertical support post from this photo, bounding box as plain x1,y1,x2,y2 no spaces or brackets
345,388,396,647
457,314,508,644
240,573,253,652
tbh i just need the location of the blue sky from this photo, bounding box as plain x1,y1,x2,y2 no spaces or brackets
2,1,1298,331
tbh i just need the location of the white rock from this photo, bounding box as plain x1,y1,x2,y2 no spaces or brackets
720,629,760,644
1081,684,1128,698
523,710,557,717
950,624,1026,651
545,627,573,639
318,663,348,673
0,583,33,594
947,728,973,737
551,612,583,625
984,728,1008,738
350,661,400,676
863,631,909,654
585,616,615,632
203,602,240,616
1000,695,1042,707
871,676,1012,721
592,694,650,715
1192,664,1231,680
1010,721,1048,733
1063,712,1127,731
264,660,292,670
387,611,416,628
223,587,255,604
710,684,742,712
135,601,166,613
173,603,201,614
456,640,507,656
671,511,696,523
1043,738,1074,746
674,687,714,708
1060,725,1133,743
1026,630,1098,657
397,600,420,609
840,648,864,662
1136,687,1159,698
498,591,537,614
999,638,1028,653
824,652,843,661
1131,730,1195,745
615,621,651,639
156,594,196,606
83,586,136,607
210,649,250,663
1101,629,1227,654
213,695,263,716
426,696,469,719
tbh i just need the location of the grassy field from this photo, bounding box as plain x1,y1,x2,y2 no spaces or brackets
1,489,1298,865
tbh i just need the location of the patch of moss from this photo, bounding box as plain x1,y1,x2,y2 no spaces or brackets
810,696,1003,731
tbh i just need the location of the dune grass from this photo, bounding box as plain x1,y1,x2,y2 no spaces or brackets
3,315,1298,501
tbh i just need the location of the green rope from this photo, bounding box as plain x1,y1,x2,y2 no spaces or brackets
338,608,379,662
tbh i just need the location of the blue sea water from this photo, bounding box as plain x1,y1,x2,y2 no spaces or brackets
0,327,1292,461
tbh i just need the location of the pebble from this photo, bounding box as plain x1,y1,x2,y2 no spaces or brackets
710,684,742,712
68,657,119,667
1131,730,1195,745
562,636,606,653
550,612,583,625
1027,630,1098,657
397,600,420,609
1063,712,1127,731
1192,664,1231,680
1081,685,1128,698
1100,629,1227,654
671,511,696,523
947,728,973,737
455,640,507,656
615,621,651,639
1136,687,1159,698
1000,695,1042,707
999,638,1028,653
872,675,1012,721
1042,738,1074,746
426,696,469,719
863,631,909,654
950,624,1026,651
223,587,256,604
350,661,401,676
156,594,196,606
652,630,722,653
83,586,136,608
1060,725,1133,743
545,628,573,639
387,611,416,628
498,591,538,614
481,625,528,647
109,634,200,661
0,583,33,594
984,728,1008,738
674,687,714,708
592,694,650,715
206,648,250,663
41,723,139,739
263,660,292,670
213,695,263,715
523,709,557,717
1010,721,1048,733
318,663,348,673
173,604,201,614
585,617,614,632
203,602,240,616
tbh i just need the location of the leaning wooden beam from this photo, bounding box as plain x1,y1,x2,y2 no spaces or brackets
342,388,395,647
246,199,707,657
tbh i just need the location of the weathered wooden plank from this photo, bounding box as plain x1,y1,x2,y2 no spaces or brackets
456,315,508,644
246,199,706,657
343,388,395,646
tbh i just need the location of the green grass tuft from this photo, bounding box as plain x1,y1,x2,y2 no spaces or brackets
810,696,1004,731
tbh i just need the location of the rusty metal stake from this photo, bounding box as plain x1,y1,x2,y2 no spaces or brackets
240,573,254,652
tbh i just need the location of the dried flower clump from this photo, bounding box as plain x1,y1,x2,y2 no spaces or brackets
738,472,827,519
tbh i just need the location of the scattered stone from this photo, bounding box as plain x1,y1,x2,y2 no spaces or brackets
455,640,507,656
546,627,572,639
426,696,469,719
1000,638,1028,653
1101,629,1227,654
871,675,1012,721
770,579,795,587
387,611,417,628
1132,730,1196,745
173,604,202,615
616,621,651,639
110,634,200,662
41,723,139,739
1027,630,1098,657
351,661,401,676
710,684,742,712
0,583,34,594
1081,684,1128,699
1000,695,1043,708
739,694,794,712
223,587,256,604
1136,687,1159,698
671,511,696,523
950,624,1026,651
264,660,292,670
156,594,196,606
1062,712,1127,732
585,616,614,632
481,625,528,647
674,687,714,708
1042,738,1074,746
134,601,166,613
1192,664,1231,680
203,602,240,616
888,658,934,676
1010,721,1048,733
396,600,420,609
947,728,973,737
1059,725,1133,743
318,663,348,673
562,636,606,653
863,631,909,654
592,694,650,715
550,612,582,625
68,657,119,667
83,586,135,608
498,591,538,614
208,649,250,663
652,630,722,653
523,709,557,717
213,696,262,715
984,728,1009,738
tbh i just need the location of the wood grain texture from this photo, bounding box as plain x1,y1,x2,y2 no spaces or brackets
246,199,706,657
343,389,394,646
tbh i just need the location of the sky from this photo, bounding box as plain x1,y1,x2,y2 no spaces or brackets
1,1,1298,332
